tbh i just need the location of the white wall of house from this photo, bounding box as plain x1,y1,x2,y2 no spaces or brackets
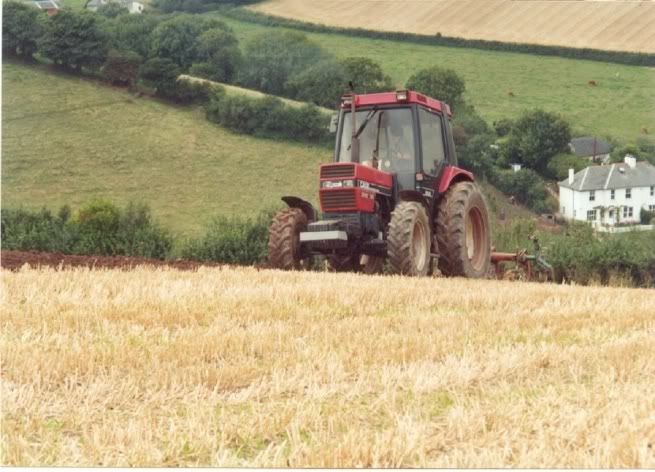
559,184,655,226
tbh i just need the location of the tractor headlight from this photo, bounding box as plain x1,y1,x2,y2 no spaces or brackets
342,179,354,187
321,179,355,188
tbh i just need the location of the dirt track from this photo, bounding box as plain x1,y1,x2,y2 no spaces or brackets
0,251,229,271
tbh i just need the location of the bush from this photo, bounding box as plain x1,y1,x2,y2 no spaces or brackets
405,66,466,110
97,2,129,18
138,57,181,98
193,27,242,82
102,13,160,59
338,57,393,93
2,1,43,58
546,152,586,180
286,59,347,108
205,89,331,145
102,49,142,86
1,202,172,259
490,168,548,213
180,210,272,265
640,208,655,225
504,109,571,175
239,31,330,96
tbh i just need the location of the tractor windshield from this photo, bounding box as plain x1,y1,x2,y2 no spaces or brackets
338,108,415,174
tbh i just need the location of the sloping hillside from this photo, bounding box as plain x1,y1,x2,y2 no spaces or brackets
1,62,329,236
251,0,655,53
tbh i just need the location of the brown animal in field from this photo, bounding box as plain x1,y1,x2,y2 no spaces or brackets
507,91,515,97
588,80,597,86
641,127,649,135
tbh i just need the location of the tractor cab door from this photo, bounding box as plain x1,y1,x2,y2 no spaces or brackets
416,107,448,190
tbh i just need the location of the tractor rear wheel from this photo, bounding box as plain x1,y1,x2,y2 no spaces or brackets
387,201,431,276
436,181,491,278
268,208,310,270
328,253,384,274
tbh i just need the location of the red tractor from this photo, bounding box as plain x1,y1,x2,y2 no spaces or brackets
268,90,491,277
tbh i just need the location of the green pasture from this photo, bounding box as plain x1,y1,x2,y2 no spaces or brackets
216,13,655,144
1,62,329,236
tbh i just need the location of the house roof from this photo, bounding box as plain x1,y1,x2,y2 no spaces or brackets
559,161,655,191
569,136,611,157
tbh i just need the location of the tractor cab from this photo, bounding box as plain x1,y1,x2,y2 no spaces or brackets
335,90,457,195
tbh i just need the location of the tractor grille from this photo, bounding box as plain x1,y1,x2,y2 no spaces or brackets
321,189,356,211
321,164,355,179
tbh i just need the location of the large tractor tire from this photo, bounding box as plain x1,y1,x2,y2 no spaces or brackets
387,201,431,276
328,254,385,274
436,181,491,278
268,208,310,270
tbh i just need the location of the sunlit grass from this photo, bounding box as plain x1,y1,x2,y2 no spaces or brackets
2,266,654,467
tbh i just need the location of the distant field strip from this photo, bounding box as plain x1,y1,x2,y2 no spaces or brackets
2,267,654,467
251,0,655,53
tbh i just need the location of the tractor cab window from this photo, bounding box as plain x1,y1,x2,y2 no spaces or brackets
418,107,446,175
338,108,415,176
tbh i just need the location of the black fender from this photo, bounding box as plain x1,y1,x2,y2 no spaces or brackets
281,196,317,222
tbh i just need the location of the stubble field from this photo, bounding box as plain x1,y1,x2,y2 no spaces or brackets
2,266,654,467
251,0,655,53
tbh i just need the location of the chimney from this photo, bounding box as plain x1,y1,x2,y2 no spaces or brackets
568,168,575,185
624,155,637,169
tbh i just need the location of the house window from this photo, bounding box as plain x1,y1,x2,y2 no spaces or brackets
587,210,596,221
610,189,615,200
626,188,632,199
651,186,654,196
649,205,655,212
589,190,595,201
623,207,633,218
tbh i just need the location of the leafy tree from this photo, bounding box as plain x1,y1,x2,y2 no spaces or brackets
504,110,571,174
450,104,495,177
39,10,108,70
190,28,242,82
286,60,347,108
102,49,142,85
339,57,393,93
97,2,129,18
405,66,466,110
493,118,513,137
546,152,586,180
138,57,180,98
102,13,160,59
609,144,640,163
239,31,329,96
2,1,44,57
149,15,234,70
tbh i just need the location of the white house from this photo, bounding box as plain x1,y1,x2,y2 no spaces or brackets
558,156,655,226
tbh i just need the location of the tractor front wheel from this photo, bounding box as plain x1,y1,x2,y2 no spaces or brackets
436,182,491,278
268,208,311,270
387,201,431,276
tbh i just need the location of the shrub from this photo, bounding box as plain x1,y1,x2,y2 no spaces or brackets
102,13,160,59
546,152,587,181
193,27,242,82
490,168,548,213
640,208,655,225
102,49,142,86
97,2,128,18
139,57,181,98
1,206,76,252
39,10,108,70
338,57,393,93
287,59,347,108
180,210,273,265
504,109,571,175
174,77,212,104
2,1,43,58
239,31,330,96
406,66,466,110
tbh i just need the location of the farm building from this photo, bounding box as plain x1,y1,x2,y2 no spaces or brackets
558,156,655,227
85,0,143,13
569,136,611,164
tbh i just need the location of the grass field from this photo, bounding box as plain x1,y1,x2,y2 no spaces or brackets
2,266,654,467
216,12,655,144
1,62,330,236
251,0,655,54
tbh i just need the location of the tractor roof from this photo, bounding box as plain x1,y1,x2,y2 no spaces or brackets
341,90,452,117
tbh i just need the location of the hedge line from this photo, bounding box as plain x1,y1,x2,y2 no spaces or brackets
221,8,655,67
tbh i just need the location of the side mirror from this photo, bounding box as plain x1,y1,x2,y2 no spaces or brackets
329,113,338,133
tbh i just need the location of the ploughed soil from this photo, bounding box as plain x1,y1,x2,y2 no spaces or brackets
0,250,233,272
